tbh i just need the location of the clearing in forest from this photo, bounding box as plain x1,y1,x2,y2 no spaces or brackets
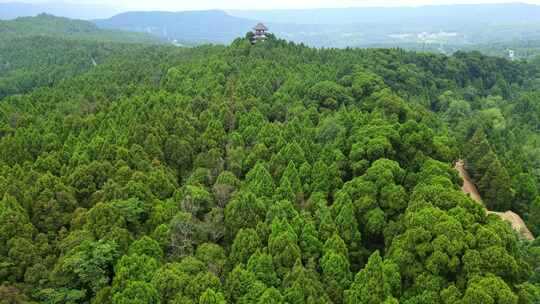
454,160,535,240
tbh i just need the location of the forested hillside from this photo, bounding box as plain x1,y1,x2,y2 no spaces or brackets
0,2,121,20
0,14,158,43
1,34,540,303
0,15,159,99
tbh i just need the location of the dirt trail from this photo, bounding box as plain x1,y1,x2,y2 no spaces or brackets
454,160,535,241
489,211,535,240
455,160,483,204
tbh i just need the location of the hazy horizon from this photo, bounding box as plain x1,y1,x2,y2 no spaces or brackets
2,0,540,11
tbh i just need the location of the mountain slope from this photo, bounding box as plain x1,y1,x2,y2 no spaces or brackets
93,4,540,51
0,14,161,99
0,1,122,20
94,10,255,45
229,3,540,49
229,3,540,25
1,35,540,303
0,13,159,43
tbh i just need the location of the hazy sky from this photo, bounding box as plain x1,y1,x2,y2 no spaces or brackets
4,0,540,10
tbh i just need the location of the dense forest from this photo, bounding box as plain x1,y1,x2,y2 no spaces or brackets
1,27,540,304
0,14,157,43
0,15,159,99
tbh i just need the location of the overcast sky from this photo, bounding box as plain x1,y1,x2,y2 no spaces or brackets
4,0,540,10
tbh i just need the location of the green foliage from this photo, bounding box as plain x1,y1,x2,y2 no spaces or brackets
128,236,163,261
0,15,160,99
345,251,400,304
0,14,158,43
53,239,118,298
0,195,34,255
247,250,280,287
308,81,351,109
195,243,226,276
199,288,227,304
112,281,159,304
528,198,540,236
111,253,159,301
1,31,539,304
269,219,302,277
229,228,262,267
462,275,518,304
225,191,265,240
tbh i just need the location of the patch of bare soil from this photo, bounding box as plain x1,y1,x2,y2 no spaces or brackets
488,211,535,241
454,160,535,241
455,160,483,205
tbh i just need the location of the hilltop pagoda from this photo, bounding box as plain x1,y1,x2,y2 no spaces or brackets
252,23,268,44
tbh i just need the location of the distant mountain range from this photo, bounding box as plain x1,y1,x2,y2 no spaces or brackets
91,4,540,48
228,3,540,25
228,3,540,47
0,2,123,20
94,10,254,45
3,2,540,50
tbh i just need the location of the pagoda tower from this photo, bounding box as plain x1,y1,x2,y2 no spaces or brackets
252,23,268,44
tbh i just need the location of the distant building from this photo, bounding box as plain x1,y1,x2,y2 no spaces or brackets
252,23,268,44
508,49,516,61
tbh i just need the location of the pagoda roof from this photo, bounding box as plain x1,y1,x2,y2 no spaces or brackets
253,23,268,31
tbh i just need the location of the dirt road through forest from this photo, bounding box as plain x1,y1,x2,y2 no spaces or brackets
455,160,483,203
454,160,534,240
